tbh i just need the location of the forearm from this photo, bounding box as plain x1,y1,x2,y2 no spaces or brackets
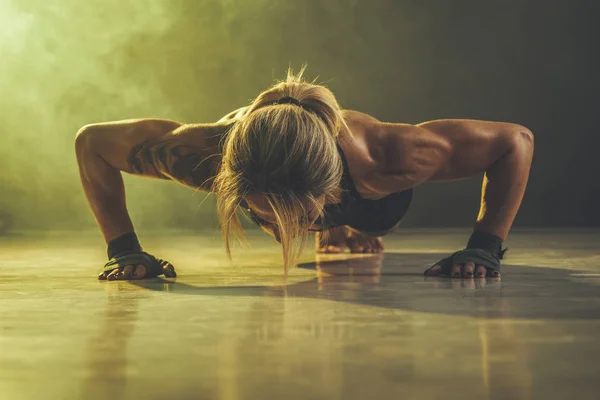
76,137,135,243
474,132,534,240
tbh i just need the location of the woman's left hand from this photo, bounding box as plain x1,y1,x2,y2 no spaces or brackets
424,262,500,278
424,248,503,278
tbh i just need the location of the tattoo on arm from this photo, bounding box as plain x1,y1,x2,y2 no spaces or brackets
128,139,171,179
127,139,217,189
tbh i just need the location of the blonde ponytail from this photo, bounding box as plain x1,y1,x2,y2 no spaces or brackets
214,67,348,273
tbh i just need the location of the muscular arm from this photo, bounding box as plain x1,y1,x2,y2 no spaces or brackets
380,119,534,240
75,118,224,242
418,120,534,240
125,124,223,188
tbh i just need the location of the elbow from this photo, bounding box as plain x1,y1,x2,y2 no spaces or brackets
508,124,534,151
517,125,534,146
74,124,99,154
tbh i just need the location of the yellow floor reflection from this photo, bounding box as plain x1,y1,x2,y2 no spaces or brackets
1,229,600,400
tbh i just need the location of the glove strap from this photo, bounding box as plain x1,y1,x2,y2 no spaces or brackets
107,232,142,260
466,230,508,260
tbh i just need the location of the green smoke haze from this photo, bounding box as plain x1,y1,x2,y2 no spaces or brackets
0,0,598,232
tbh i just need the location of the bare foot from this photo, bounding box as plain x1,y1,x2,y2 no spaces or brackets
316,226,348,253
316,226,384,254
347,230,384,253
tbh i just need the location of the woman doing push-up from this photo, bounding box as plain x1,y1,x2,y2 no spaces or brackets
75,68,534,281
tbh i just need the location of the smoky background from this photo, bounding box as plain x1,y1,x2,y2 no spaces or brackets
0,0,598,233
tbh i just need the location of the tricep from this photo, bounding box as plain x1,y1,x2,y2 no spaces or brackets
75,118,184,176
414,119,532,183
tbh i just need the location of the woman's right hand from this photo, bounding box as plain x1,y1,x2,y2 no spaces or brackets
98,259,177,280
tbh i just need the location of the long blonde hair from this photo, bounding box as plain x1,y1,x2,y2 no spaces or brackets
213,67,348,272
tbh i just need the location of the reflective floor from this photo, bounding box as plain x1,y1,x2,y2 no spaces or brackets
1,228,600,400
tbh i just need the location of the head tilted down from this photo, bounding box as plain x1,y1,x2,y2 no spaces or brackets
214,68,348,271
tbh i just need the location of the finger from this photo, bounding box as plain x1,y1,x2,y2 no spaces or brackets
462,262,475,278
107,268,122,281
131,264,147,280
161,261,177,278
98,272,108,280
424,265,442,276
451,264,461,278
117,265,135,280
475,265,486,278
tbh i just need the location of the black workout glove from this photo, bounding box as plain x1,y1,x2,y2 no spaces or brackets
432,231,509,277
107,232,142,260
103,232,175,278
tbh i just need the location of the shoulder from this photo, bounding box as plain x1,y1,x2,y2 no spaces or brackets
338,110,452,196
340,109,417,168
340,109,416,143
340,109,382,132
169,121,232,147
341,109,431,141
217,106,250,123
336,111,389,197
339,110,387,158
341,111,450,161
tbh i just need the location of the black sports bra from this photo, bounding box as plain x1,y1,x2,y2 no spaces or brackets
240,145,413,234
313,145,413,233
